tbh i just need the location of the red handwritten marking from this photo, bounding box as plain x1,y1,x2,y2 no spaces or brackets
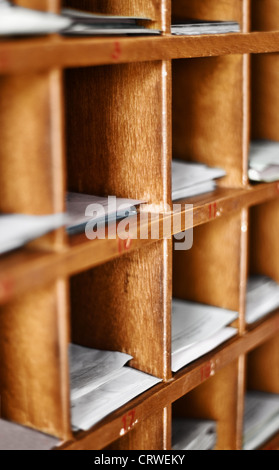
112,41,122,60
118,237,133,254
209,204,212,219
0,278,14,302
201,362,211,381
122,409,136,432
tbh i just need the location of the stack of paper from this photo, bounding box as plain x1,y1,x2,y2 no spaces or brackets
0,213,67,255
249,140,279,182
66,192,142,235
172,418,217,450
172,299,238,372
172,160,226,201
70,344,162,431
0,419,60,450
246,275,279,325
61,8,161,36
0,1,72,36
171,20,240,36
243,391,279,450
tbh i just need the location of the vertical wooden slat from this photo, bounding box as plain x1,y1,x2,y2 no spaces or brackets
0,0,71,441
65,59,172,382
0,282,71,440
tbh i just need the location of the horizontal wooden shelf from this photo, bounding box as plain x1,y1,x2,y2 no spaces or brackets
1,31,279,73
56,311,279,451
0,183,278,305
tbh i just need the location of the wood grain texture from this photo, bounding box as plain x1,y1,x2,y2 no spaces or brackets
172,55,245,187
247,335,279,393
252,0,279,32
252,53,279,141
15,0,58,11
250,200,279,283
71,240,172,381
172,360,239,450
173,211,242,312
172,0,244,28
0,280,72,440
0,70,66,249
65,61,171,205
2,33,279,75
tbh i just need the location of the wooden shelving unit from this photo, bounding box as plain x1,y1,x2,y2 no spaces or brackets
0,0,279,450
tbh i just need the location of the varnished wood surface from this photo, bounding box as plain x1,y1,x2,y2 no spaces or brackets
0,184,278,305
56,311,279,450
0,280,72,440
1,32,279,74
172,55,245,188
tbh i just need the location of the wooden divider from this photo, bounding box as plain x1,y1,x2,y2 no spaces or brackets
0,0,72,441
64,1,172,448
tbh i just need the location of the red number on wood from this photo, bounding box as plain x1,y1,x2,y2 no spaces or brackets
112,41,122,60
122,409,136,432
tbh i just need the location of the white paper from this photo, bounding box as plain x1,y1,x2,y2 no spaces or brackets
171,21,240,36
0,213,67,255
71,367,162,431
0,419,60,451
69,344,132,400
172,298,238,355
172,327,237,372
66,192,143,235
172,160,226,201
246,275,279,324
243,391,279,450
249,140,279,182
172,418,217,450
0,3,72,36
62,24,161,36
